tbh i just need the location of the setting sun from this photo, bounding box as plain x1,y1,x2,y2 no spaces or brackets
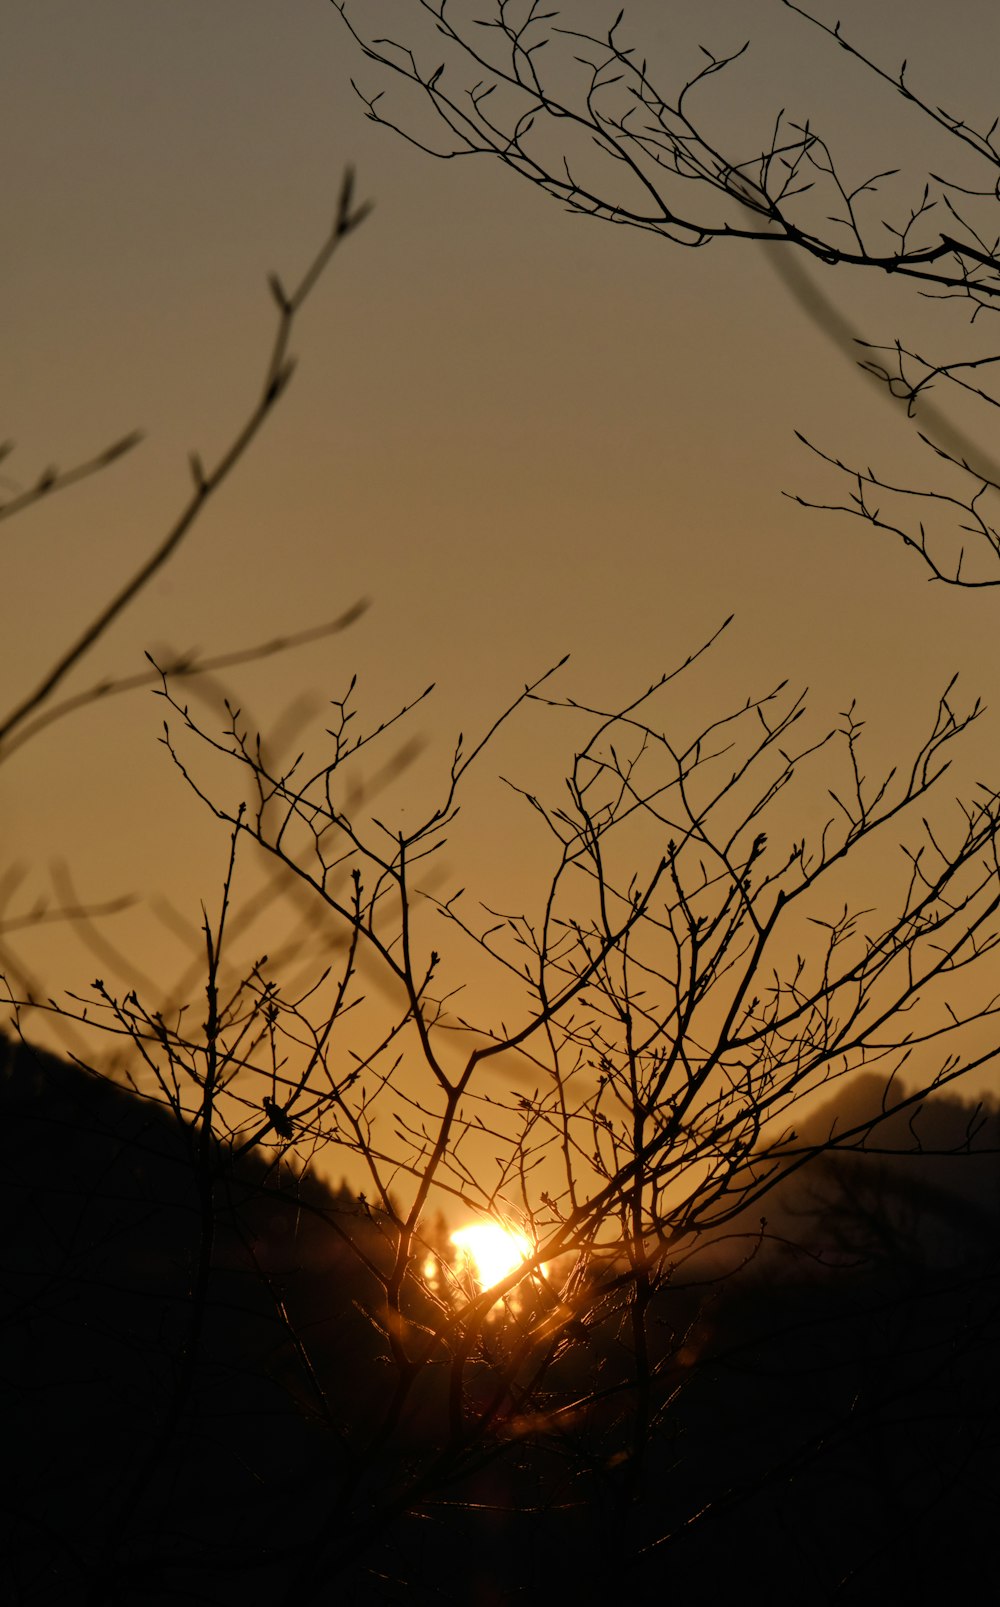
450,1222,533,1291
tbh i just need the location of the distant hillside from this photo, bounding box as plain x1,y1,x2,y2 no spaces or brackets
752,1071,1000,1269
3,1036,999,1603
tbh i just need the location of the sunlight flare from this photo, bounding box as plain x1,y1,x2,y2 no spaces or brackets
450,1221,533,1291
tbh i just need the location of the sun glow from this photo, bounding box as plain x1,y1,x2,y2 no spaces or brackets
450,1221,533,1291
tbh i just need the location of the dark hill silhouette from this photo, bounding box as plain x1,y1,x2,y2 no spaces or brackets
0,1034,401,1606
751,1071,1000,1270
3,1035,999,1603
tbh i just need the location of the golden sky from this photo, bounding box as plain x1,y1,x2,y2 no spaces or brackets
4,1,1000,1134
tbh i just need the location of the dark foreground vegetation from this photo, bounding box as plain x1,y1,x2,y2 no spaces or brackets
4,1034,998,1605
9,5,1000,1599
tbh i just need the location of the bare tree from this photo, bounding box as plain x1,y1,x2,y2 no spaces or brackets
334,0,1000,586
1,172,372,1019
1,169,370,764
13,610,998,1596
7,26,1000,1586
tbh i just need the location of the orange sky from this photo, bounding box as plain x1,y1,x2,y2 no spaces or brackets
4,1,1000,1149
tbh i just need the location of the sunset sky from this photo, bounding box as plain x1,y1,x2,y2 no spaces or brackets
4,1,1000,1110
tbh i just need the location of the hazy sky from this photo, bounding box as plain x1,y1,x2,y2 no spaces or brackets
4,1,1000,1103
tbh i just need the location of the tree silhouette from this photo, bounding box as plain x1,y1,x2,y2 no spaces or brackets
9,615,997,1598
336,0,1000,586
6,10,1000,1589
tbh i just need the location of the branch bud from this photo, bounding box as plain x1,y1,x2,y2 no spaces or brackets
267,272,289,312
